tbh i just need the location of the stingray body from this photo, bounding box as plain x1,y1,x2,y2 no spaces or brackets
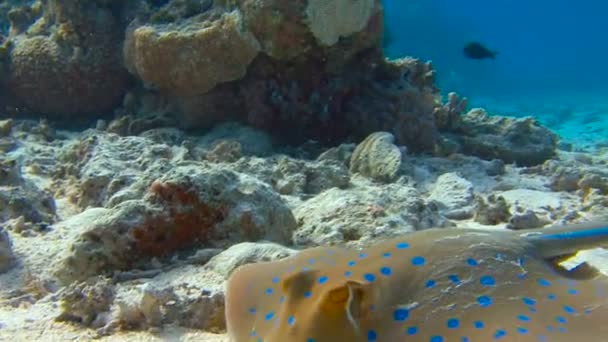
225,222,608,342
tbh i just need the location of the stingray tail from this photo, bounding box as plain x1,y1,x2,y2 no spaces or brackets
519,220,608,258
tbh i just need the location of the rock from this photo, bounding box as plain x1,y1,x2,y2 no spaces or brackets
52,164,296,283
0,157,57,223
293,183,447,247
317,143,356,167
0,227,16,273
108,265,225,332
198,122,275,157
445,108,558,166
427,172,475,220
349,132,403,183
205,140,243,163
52,132,180,208
233,156,350,196
205,242,298,278
56,276,115,327
474,194,511,225
498,189,563,219
273,157,350,195
507,209,546,230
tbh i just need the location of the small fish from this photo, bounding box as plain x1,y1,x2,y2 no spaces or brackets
225,222,608,342
463,42,498,60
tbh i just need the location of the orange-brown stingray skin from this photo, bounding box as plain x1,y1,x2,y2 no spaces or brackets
225,228,608,342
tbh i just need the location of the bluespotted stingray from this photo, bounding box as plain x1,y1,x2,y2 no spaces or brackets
225,222,608,342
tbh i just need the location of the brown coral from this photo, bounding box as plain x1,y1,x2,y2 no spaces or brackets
6,1,130,117
123,9,260,96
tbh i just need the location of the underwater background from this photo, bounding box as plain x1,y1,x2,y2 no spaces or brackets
0,0,607,340
384,0,608,148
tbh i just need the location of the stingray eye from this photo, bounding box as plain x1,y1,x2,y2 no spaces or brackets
320,281,370,320
328,286,349,303
281,269,319,298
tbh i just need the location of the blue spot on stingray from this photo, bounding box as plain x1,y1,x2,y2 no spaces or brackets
563,305,575,314
585,308,593,315
474,320,484,329
304,291,312,298
466,258,478,266
559,327,567,333
308,258,316,265
396,242,409,249
547,325,555,332
249,307,257,314
383,252,392,258
367,330,377,341
265,311,275,321
517,327,529,334
288,315,295,325
449,274,461,284
318,276,328,284
547,293,557,301
518,314,530,322
348,260,357,267
406,326,418,335
272,277,279,284
279,296,285,303
345,271,352,277
307,339,316,342
480,276,496,286
359,252,368,259
430,336,444,342
538,335,548,342
477,295,493,307
556,316,567,324
265,288,273,295
523,297,537,306
568,288,578,295
538,278,551,287
364,273,376,282
462,338,470,342
528,306,538,313
380,267,392,276
447,318,460,329
393,308,409,321
412,256,426,266
250,330,257,337
494,329,507,339
425,279,436,288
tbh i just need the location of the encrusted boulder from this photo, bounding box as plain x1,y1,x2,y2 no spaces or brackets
52,164,296,283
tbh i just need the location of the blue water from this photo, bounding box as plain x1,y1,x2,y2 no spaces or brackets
383,0,608,147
